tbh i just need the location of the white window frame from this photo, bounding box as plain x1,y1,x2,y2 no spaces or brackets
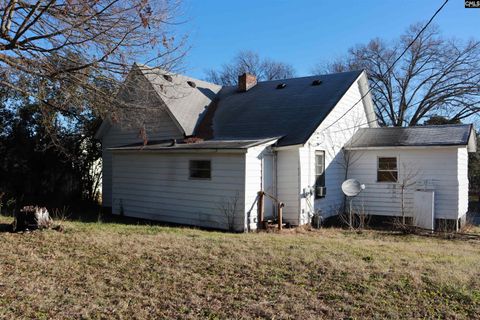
376,156,398,183
189,159,212,180
315,150,326,187
314,150,326,199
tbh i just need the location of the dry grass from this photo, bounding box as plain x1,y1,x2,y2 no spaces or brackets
0,215,479,319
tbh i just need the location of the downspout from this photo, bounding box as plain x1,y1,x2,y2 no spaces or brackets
306,141,315,223
274,150,278,203
245,151,249,233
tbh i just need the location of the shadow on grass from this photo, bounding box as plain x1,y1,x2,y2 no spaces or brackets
0,211,180,234
0,223,13,233
61,208,232,233
64,210,175,226
321,214,480,241
2,206,230,233
2,206,178,230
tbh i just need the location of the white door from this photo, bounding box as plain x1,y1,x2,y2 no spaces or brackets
413,190,435,230
262,153,275,219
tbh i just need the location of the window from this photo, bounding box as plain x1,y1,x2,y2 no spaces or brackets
189,160,211,179
377,157,398,182
315,151,326,198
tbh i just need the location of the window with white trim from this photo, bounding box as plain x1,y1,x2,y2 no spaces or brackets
189,160,211,179
315,151,326,198
377,157,398,182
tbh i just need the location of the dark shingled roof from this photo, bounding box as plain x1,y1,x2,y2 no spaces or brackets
108,138,278,152
198,70,364,147
346,124,474,149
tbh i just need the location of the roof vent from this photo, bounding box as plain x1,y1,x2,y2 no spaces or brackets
187,80,196,88
312,79,322,86
276,83,286,89
163,74,173,82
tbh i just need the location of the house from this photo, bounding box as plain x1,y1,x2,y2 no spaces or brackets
95,64,476,231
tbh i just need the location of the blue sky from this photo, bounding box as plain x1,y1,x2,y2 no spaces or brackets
176,0,479,80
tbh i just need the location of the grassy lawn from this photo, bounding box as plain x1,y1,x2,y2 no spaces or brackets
0,215,479,319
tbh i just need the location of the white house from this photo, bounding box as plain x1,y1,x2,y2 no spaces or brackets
95,64,476,231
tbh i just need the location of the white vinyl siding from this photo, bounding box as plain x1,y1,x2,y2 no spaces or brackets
112,152,246,231
276,148,300,225
347,147,462,220
102,114,183,207
100,69,184,208
298,72,371,221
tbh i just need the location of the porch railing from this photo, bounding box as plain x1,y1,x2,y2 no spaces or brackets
257,191,285,231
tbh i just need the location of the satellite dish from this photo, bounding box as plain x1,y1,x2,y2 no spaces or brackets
341,179,365,197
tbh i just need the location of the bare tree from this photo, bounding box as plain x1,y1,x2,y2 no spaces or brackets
334,200,370,231
205,50,295,86
399,163,420,225
313,23,480,126
0,0,187,135
217,191,240,231
390,162,420,231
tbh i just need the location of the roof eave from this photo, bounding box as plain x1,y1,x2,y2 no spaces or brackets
467,124,477,152
273,143,304,151
135,64,187,136
109,148,248,154
94,119,111,140
299,69,367,146
345,144,468,151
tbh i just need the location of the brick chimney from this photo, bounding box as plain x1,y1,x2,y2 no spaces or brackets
238,73,257,92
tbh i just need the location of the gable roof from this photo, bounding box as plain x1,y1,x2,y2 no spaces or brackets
136,64,222,136
346,124,476,151
196,70,364,147
96,66,367,146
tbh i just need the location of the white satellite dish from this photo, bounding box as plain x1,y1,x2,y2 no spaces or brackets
341,179,365,197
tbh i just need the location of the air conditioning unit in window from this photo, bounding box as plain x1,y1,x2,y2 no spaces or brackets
315,186,327,198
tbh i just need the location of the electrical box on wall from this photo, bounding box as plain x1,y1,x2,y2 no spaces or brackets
315,186,327,198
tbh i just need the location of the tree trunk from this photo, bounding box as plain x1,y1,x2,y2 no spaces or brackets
13,206,51,231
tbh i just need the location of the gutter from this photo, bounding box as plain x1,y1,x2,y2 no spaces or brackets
345,145,467,151
272,143,303,151
109,148,248,154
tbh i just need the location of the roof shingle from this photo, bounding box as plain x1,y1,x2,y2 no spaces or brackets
198,70,364,147
346,124,474,149
137,64,222,136
109,138,278,151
